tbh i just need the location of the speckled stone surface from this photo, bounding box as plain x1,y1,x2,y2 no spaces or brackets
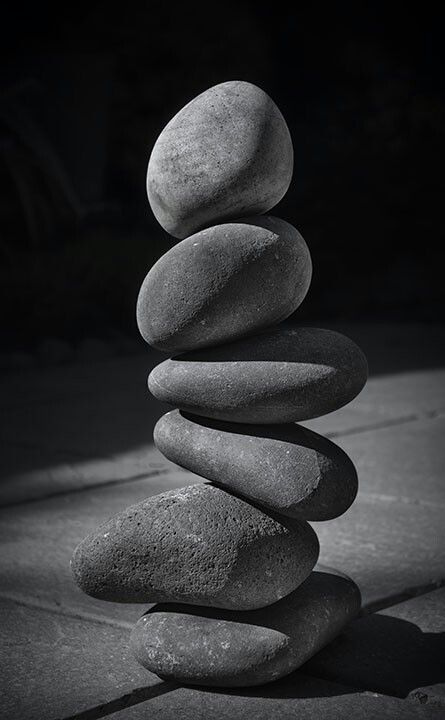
136,217,311,353
148,327,368,424
154,410,358,520
130,567,361,687
71,483,319,610
146,81,293,238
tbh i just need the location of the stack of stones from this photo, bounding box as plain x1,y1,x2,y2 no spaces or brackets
72,81,368,687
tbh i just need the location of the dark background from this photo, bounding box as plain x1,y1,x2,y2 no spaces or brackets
1,2,444,357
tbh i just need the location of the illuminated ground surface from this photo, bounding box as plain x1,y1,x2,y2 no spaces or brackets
1,324,444,719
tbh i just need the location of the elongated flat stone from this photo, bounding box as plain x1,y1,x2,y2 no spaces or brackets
71,483,318,610
154,411,357,520
137,217,311,353
147,81,293,238
130,567,360,687
148,327,368,424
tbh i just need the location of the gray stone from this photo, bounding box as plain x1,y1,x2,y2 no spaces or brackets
148,327,368,424
147,81,293,238
137,217,311,353
154,410,358,521
130,567,360,687
71,483,318,610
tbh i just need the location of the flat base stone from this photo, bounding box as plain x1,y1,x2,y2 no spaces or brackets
131,567,360,687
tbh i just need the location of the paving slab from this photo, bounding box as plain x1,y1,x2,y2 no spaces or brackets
1,324,444,719
108,679,443,720
5,595,441,720
3,368,444,454
1,323,444,507
0,472,201,625
1,459,444,625
306,587,445,709
336,415,445,505
313,492,445,610
304,368,445,437
0,441,180,506
0,598,160,720
1,367,444,506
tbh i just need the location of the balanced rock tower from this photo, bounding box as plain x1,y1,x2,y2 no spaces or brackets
72,81,368,687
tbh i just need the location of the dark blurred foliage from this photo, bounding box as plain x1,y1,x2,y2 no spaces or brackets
0,2,444,351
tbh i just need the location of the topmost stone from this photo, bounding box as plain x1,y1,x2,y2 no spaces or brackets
147,81,293,239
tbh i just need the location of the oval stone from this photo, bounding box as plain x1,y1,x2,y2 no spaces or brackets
148,327,368,424
131,567,361,687
137,217,312,353
147,81,293,238
71,483,319,610
154,411,358,521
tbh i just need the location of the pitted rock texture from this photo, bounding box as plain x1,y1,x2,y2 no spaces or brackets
71,483,319,610
131,567,361,687
136,216,311,353
147,81,293,238
154,410,358,521
148,327,368,424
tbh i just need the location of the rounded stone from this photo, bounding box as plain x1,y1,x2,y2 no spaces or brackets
154,410,358,521
131,566,361,687
71,483,319,610
147,81,293,238
137,216,311,353
148,327,368,424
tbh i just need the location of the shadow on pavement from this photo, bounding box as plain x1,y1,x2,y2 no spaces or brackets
305,612,445,698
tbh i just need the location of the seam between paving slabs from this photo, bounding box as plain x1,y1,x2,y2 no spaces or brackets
357,492,445,510
2,409,443,716
0,592,134,629
325,406,445,439
4,585,445,717
0,467,181,509
2,405,445,511
0,596,362,720
2,577,445,634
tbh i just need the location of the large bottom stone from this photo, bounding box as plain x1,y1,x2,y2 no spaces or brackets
131,567,361,687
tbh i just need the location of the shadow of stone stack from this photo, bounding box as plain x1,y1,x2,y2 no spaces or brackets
71,81,368,687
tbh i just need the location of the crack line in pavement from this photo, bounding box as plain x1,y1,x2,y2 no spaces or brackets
55,681,180,720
